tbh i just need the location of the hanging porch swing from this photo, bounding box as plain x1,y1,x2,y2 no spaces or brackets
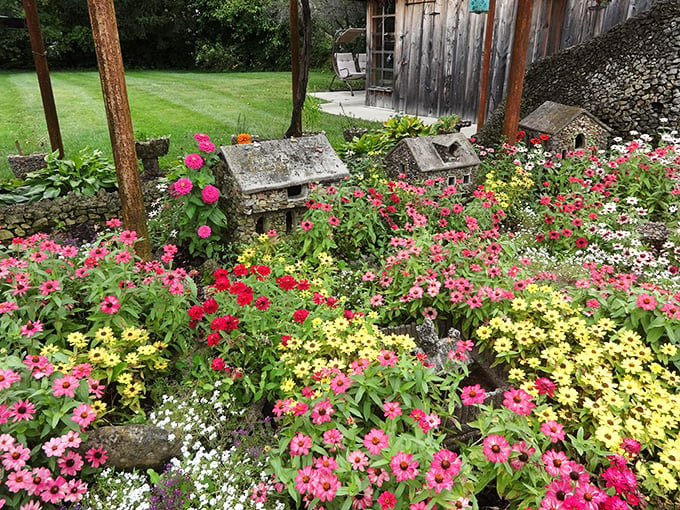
329,27,366,96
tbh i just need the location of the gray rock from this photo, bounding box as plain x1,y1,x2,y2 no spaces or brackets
80,425,182,470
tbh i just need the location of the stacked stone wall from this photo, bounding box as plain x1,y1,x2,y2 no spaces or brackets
478,0,680,145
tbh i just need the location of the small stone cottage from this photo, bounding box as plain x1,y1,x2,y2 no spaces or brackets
519,101,611,156
217,135,349,243
383,133,480,193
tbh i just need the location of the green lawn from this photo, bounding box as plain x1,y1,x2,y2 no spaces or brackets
0,70,379,180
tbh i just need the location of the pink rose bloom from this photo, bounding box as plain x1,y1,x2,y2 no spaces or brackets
184,153,204,169
171,178,193,197
201,185,220,204
197,225,211,239
198,141,216,153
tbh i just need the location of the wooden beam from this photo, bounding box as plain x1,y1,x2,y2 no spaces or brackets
476,0,497,129
86,0,151,260
502,0,534,142
22,0,63,158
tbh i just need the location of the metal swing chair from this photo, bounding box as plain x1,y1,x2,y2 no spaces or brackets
329,27,366,96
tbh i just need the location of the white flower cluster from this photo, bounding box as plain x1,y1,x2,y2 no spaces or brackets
80,383,288,510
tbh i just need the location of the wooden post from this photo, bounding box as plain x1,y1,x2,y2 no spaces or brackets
476,0,497,129
87,0,151,260
502,0,535,142
22,0,64,158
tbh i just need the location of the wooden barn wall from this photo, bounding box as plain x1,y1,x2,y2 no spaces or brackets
390,0,653,121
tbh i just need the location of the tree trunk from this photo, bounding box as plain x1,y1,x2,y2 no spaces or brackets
285,0,312,138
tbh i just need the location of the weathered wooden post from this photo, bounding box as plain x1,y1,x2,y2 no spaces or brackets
22,0,64,158
87,0,151,260
476,0,497,129
502,0,535,142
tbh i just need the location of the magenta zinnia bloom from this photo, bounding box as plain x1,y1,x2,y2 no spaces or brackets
6,467,31,493
535,377,556,398
194,132,210,143
20,320,43,338
314,455,339,473
99,295,120,314
541,420,565,443
184,153,204,169
367,467,390,487
171,178,193,196
352,485,373,510
363,428,390,455
8,399,36,422
197,225,212,239
289,433,313,456
41,475,67,504
198,140,216,153
311,399,335,425
461,384,486,405
509,440,536,471
390,451,419,481
482,434,511,463
382,401,402,420
431,449,462,476
63,478,88,503
543,449,569,477
43,436,66,458
323,428,343,446
502,387,535,416
377,490,397,510
312,471,341,502
71,404,97,428
425,467,453,494
0,369,21,391
636,292,657,311
201,184,220,204
2,443,31,471
329,373,351,395
347,450,370,471
85,446,108,468
52,375,79,398
57,450,84,476
295,465,316,495
377,349,397,367
39,279,61,296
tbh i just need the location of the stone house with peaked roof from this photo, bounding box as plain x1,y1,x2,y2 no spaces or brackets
519,101,611,156
216,135,349,243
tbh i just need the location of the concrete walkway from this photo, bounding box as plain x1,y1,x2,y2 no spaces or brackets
309,90,477,137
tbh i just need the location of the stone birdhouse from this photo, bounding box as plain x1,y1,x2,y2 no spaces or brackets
519,101,611,156
383,133,480,193
217,134,349,243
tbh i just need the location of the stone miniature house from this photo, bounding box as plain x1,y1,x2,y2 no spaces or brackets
519,101,611,156
217,134,349,243
383,133,480,193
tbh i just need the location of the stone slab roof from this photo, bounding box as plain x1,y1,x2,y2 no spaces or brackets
519,101,611,135
387,133,480,172
219,134,349,195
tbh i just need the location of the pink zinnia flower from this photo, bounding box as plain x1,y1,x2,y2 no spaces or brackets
311,400,335,425
294,465,316,495
8,399,36,422
0,369,21,391
289,433,313,456
461,384,486,405
425,468,453,494
63,478,88,503
194,133,210,143
85,446,108,468
352,485,373,510
184,153,204,169
509,441,536,471
27,466,51,496
535,377,556,398
293,308,310,324
71,404,97,428
431,449,462,476
482,434,510,463
390,451,419,481
5,467,30,493
636,293,657,311
323,429,343,446
171,178,193,196
314,455,339,473
502,387,535,416
41,475,67,504
300,220,314,231
99,295,120,314
368,467,390,487
52,375,79,398
348,450,370,471
106,218,122,227
20,320,43,338
377,350,397,367
2,443,31,470
57,450,84,476
118,230,138,246
541,420,566,443
377,491,397,510
328,215,340,226
198,140,216,153
543,449,569,476
363,429,389,455
382,401,402,420
201,185,220,204
329,373,351,395
313,472,341,502
197,225,212,239
39,279,61,296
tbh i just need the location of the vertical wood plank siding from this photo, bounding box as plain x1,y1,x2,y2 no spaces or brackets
375,0,652,121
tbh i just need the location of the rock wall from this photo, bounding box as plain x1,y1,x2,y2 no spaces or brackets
478,0,680,145
0,183,165,242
